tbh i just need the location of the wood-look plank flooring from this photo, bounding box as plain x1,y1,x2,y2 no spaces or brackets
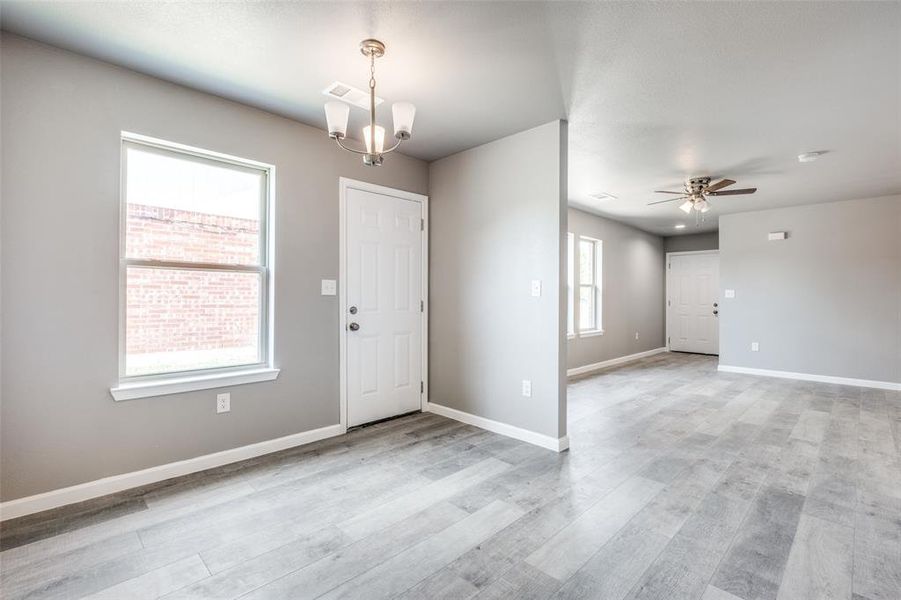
2,353,899,599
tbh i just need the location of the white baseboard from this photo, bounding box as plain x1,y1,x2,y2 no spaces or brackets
0,423,346,521
424,402,569,452
567,347,668,378
717,365,901,391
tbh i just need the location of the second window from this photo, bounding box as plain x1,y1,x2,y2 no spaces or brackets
577,236,603,333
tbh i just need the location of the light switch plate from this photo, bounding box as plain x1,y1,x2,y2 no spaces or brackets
724,289,735,299
521,380,532,397
531,280,541,297
321,279,337,296
751,342,760,352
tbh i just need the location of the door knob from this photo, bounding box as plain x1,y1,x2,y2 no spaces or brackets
348,322,360,331
713,310,719,316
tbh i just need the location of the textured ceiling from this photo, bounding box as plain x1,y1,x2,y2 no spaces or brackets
2,1,899,235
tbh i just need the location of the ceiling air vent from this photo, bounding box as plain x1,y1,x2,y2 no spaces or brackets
322,81,383,111
589,192,618,201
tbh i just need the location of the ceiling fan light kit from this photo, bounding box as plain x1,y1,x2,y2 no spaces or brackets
649,175,757,224
324,39,416,166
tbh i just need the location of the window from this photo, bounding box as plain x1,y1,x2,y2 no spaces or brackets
567,233,575,337
112,133,277,400
578,236,603,333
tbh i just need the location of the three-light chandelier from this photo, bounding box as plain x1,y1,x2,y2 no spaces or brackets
324,39,416,166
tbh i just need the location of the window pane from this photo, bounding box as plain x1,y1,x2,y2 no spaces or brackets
125,146,263,265
579,285,595,330
125,267,261,376
579,240,594,284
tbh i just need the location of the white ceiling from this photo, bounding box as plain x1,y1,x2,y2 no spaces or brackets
2,1,899,235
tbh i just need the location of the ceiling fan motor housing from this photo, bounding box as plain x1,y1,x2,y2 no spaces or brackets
687,176,712,195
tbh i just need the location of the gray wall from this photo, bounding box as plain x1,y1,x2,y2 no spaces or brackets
664,232,719,253
0,35,429,501
719,195,901,383
429,121,567,440
567,208,665,370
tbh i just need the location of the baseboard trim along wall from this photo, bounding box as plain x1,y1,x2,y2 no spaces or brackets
424,401,569,452
718,365,901,391
0,423,346,521
567,347,668,378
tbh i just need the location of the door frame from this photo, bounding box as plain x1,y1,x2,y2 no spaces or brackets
665,249,720,353
338,177,429,431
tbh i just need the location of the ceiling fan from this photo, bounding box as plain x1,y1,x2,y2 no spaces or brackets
648,176,757,221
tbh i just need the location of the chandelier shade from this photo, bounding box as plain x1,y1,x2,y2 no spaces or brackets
324,102,349,139
392,102,416,139
363,125,386,154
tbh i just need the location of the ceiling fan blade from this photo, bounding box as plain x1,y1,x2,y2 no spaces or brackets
653,190,686,194
647,196,688,206
707,188,757,196
706,178,736,193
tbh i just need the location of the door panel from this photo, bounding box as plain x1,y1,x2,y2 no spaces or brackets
669,252,720,355
346,187,423,427
360,336,380,395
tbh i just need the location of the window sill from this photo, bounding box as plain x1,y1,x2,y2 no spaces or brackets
579,329,605,338
111,368,280,401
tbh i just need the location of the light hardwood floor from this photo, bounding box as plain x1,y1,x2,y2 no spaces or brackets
1,353,899,599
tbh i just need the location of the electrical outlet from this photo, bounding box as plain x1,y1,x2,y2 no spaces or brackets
216,393,231,413
530,280,541,297
751,342,759,352
521,380,532,398
635,331,640,340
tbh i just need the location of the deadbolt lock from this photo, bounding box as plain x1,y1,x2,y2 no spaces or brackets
349,306,358,314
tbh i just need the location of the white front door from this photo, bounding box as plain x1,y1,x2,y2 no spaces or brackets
345,186,423,427
668,252,720,355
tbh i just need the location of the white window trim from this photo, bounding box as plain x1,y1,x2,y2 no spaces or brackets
112,132,278,401
580,328,605,338
577,235,603,334
111,368,280,401
567,232,575,337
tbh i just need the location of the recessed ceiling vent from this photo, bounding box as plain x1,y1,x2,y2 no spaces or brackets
322,81,383,110
589,192,618,201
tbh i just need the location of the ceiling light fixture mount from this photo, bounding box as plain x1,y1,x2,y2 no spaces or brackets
324,39,416,167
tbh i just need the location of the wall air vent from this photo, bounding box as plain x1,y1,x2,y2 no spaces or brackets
322,81,383,110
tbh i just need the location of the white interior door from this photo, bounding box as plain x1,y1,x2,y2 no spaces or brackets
668,252,720,355
345,187,423,427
